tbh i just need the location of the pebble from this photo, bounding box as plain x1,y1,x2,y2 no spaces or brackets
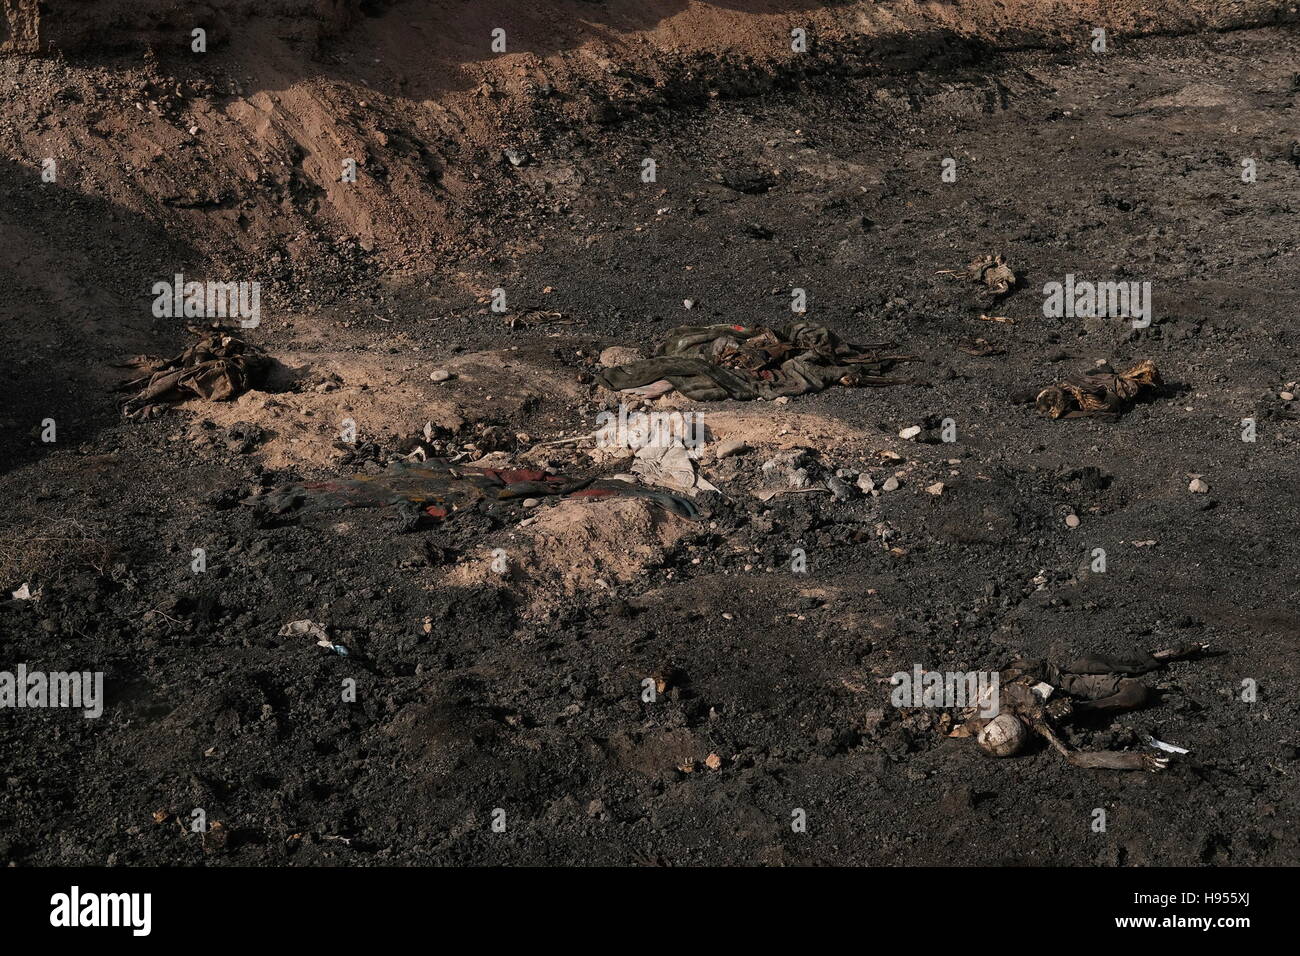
1065,514,1081,528
925,481,945,496
1281,391,1294,401
1188,478,1209,494
827,476,852,500
683,299,695,310
882,476,900,492
522,498,540,508
430,369,452,382
856,474,876,493
898,425,922,440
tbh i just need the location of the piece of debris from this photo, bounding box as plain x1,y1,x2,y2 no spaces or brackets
958,337,1005,355
631,442,719,495
116,330,269,419
1035,360,1163,421
596,322,916,401
247,457,700,525
939,254,1017,298
753,486,829,502
899,425,922,440
1065,513,1081,528
925,481,945,496
1143,735,1191,755
1188,477,1209,494
429,369,452,383
279,619,349,656
881,476,901,492
504,310,574,330
761,448,814,489
11,583,33,601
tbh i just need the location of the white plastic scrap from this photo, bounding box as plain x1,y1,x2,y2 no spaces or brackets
1142,734,1190,755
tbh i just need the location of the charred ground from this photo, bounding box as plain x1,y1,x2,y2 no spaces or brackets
1,11,1298,865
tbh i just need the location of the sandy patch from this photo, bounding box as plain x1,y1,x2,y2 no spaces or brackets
447,496,690,617
193,347,585,471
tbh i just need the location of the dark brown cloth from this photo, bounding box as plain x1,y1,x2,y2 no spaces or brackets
597,322,914,401
118,332,268,419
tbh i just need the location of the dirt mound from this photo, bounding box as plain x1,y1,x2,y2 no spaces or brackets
2,1,1290,277
449,495,691,617
187,345,583,470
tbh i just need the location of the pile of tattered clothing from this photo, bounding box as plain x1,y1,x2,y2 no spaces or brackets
1035,359,1162,421
596,322,915,402
118,331,268,419
246,457,699,526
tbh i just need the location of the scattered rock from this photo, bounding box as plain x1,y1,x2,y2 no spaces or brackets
1188,478,1209,494
762,449,813,489
925,481,945,496
716,437,751,458
430,369,452,383
1065,514,1081,528
882,476,901,492
899,425,922,440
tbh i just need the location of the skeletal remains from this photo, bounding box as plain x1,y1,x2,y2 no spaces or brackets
957,642,1209,771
